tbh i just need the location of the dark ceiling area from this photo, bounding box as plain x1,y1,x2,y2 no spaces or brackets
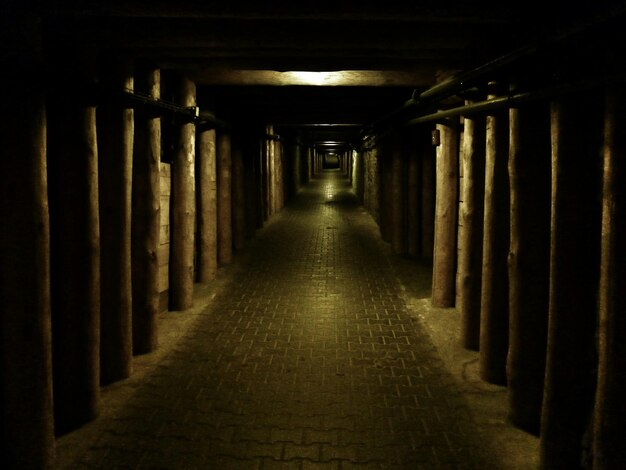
28,1,626,147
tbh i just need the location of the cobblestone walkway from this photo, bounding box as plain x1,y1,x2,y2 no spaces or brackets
56,171,487,469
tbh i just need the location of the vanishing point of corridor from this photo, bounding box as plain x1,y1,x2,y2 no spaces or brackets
56,172,485,469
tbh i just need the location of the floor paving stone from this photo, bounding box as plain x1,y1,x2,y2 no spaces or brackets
54,171,494,469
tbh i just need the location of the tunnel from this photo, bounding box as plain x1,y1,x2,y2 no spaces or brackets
2,1,626,469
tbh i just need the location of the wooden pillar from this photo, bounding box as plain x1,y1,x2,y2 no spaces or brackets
291,139,299,200
479,97,510,385
275,139,284,211
458,109,486,351
348,151,352,178
593,85,626,470
269,137,276,215
98,58,134,385
245,136,258,238
48,61,101,435
432,119,459,307
540,95,602,469
256,134,266,229
262,136,270,222
217,131,233,265
407,135,422,258
132,67,161,354
169,77,196,311
306,146,312,183
197,128,217,282
232,134,246,251
1,70,54,468
353,151,365,203
421,136,436,261
390,133,405,254
379,139,392,243
507,101,551,435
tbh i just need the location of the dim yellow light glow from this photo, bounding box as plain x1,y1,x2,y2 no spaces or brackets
191,69,437,87
283,71,347,85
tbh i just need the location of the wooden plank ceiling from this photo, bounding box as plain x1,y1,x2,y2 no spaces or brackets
41,1,624,143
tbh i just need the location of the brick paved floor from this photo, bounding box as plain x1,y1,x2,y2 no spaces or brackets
55,171,495,469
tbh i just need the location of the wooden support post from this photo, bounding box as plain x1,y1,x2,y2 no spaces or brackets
275,139,284,211
458,109,486,351
261,135,270,223
380,139,392,243
48,62,101,435
540,95,602,469
432,119,459,307
507,102,551,435
593,85,626,470
197,128,217,282
169,77,196,311
421,136,436,261
268,135,275,216
98,58,134,385
407,134,422,258
256,135,266,229
132,67,161,354
245,136,258,239
306,146,312,183
232,135,246,251
479,98,510,385
1,72,54,468
217,131,233,265
347,152,351,177
390,133,405,254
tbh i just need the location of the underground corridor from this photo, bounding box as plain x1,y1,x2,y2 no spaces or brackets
3,2,626,469
54,170,525,469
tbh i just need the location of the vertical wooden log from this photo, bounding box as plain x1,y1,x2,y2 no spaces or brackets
197,128,217,282
353,151,364,202
306,146,312,183
289,139,299,197
593,85,626,470
407,135,422,258
132,67,161,354
540,95,602,469
217,131,233,265
48,61,101,434
507,102,551,435
459,110,486,351
379,139,392,243
432,119,459,307
245,136,258,238
421,137,436,261
98,58,134,384
390,133,405,254
268,137,275,217
479,100,510,385
0,71,54,468
348,151,353,183
256,134,266,229
261,136,269,222
363,150,372,213
169,77,196,311
232,134,246,251
275,139,284,211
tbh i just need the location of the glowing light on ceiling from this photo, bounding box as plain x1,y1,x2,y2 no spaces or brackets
283,71,351,86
